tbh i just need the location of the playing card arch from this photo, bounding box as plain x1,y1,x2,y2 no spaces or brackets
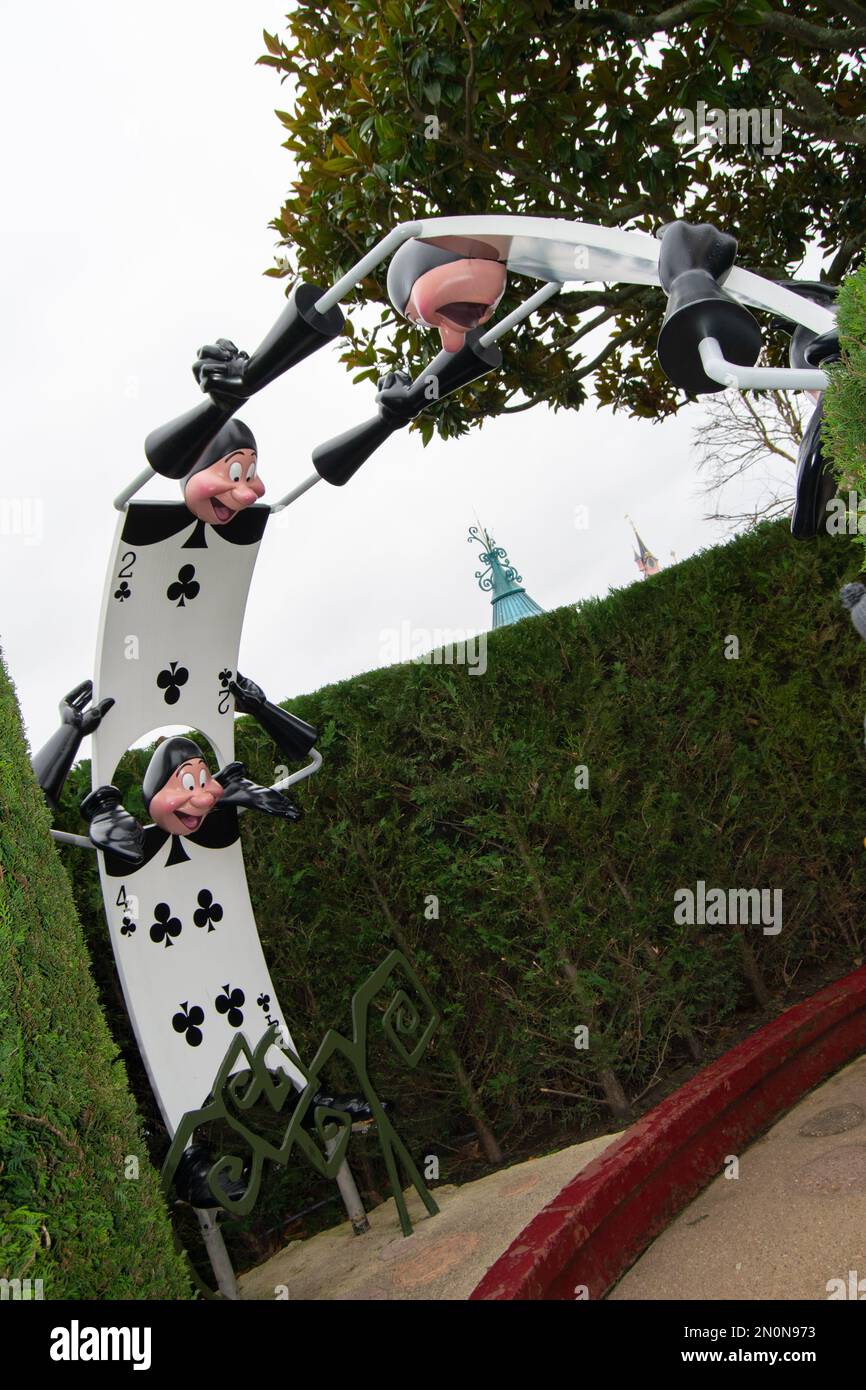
161,949,440,1237
34,207,842,1288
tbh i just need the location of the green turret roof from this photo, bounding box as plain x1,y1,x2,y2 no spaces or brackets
468,525,544,629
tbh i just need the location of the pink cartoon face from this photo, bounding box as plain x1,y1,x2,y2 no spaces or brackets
149,757,224,836
184,448,265,525
404,259,507,353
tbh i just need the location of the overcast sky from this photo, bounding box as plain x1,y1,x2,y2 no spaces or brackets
1,2,805,752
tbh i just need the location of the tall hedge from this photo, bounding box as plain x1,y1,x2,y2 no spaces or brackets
61,519,866,1271
825,260,866,558
0,653,190,1299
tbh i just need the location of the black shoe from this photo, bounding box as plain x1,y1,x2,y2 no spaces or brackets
80,785,144,864
217,1070,392,1131
173,1141,249,1208
305,1090,392,1130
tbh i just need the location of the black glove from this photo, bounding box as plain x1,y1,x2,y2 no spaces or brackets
32,681,115,809
215,761,302,820
61,680,115,734
229,673,318,762
375,369,413,409
228,672,266,715
192,338,251,402
81,785,144,864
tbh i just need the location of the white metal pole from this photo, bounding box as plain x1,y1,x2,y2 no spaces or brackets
270,472,323,513
270,748,322,793
324,1140,370,1235
113,464,156,511
479,280,563,345
49,829,95,850
314,221,424,315
194,1207,241,1299
698,336,829,392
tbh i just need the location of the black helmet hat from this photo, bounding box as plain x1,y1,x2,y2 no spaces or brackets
181,418,257,494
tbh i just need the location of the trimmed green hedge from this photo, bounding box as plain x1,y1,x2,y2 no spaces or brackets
61,518,866,1270
0,653,190,1299
825,260,866,557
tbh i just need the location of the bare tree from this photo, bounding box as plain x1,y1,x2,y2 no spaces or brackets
693,370,807,533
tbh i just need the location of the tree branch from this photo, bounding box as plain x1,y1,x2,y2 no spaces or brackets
825,0,866,21
576,2,714,39
761,11,866,49
443,0,476,142
827,236,865,281
570,308,657,381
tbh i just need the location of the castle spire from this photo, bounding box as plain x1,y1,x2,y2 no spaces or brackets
625,514,661,578
468,525,544,629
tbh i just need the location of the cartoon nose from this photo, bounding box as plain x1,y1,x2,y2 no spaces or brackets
232,483,259,506
189,789,216,810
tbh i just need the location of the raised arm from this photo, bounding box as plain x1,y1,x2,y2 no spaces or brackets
32,681,114,810
229,673,319,763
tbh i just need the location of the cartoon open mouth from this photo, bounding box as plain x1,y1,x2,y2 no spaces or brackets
176,811,203,831
211,499,236,524
437,301,491,328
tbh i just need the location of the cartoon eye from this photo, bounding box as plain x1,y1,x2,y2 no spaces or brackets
229,461,243,483
181,772,195,792
199,769,207,787
245,461,257,481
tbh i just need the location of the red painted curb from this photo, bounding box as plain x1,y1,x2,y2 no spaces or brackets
470,963,866,1301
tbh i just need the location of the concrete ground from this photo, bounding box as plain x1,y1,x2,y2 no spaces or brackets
239,1052,866,1301
610,1052,866,1301
239,1130,620,1300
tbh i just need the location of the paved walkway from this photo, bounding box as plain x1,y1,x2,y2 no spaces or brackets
239,1131,619,1300
610,1052,866,1301
239,1052,866,1301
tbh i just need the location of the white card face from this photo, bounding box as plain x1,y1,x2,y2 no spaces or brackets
99,835,304,1134
90,500,305,1135
91,501,271,783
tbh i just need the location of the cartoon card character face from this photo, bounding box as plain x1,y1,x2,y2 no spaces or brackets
149,757,224,836
184,448,265,525
404,260,507,353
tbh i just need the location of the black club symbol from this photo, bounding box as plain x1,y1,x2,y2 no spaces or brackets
215,984,245,1028
120,915,136,937
257,993,271,1011
193,889,223,933
114,581,131,602
156,661,189,706
149,902,182,948
166,564,200,608
172,1002,205,1048
218,668,232,688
